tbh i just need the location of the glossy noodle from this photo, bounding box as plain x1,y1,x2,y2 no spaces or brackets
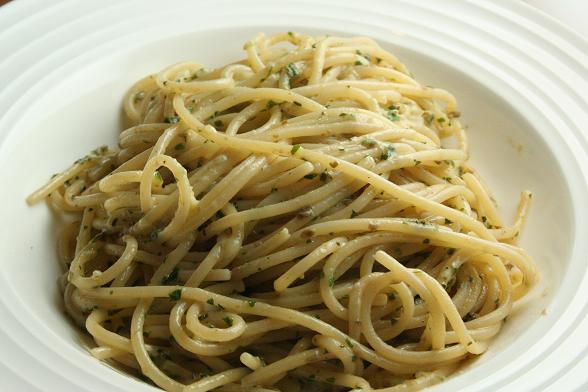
27,32,536,391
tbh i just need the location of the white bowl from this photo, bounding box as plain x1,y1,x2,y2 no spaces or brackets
1,1,588,391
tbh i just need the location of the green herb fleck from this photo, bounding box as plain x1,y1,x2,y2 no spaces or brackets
291,144,301,155
247,299,256,307
174,143,185,151
387,108,401,121
223,316,234,327
423,112,434,125
168,289,182,301
164,116,179,124
361,139,376,147
285,63,299,78
150,227,163,240
161,267,179,285
380,145,396,160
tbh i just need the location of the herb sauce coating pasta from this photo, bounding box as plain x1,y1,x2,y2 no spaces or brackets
28,32,537,392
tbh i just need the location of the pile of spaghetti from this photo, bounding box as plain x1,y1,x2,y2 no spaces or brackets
28,32,536,391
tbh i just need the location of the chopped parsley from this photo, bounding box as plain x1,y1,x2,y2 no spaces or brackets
422,112,434,125
150,227,163,240
174,143,185,151
223,316,234,327
361,139,376,147
291,144,301,155
285,63,299,78
247,299,256,307
164,116,180,124
387,106,401,121
168,289,182,301
380,145,396,160
161,267,179,285
328,276,335,287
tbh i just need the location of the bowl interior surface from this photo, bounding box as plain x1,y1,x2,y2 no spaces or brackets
0,27,575,389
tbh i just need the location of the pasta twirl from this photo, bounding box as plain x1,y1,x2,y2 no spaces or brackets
28,32,537,392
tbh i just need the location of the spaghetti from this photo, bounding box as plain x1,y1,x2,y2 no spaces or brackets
27,32,536,391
